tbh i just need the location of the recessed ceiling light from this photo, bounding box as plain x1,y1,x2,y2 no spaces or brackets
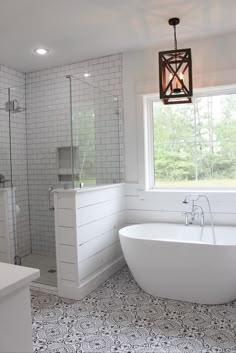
83,73,91,77
34,48,49,55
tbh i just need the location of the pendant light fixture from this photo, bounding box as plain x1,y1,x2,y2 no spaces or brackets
159,18,193,104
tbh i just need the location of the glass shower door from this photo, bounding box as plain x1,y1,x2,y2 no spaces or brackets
0,87,17,264
7,86,30,266
9,77,71,287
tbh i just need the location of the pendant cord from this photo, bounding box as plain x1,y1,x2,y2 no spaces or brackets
173,24,178,86
173,25,178,50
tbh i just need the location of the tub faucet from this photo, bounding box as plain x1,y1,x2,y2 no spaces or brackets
182,194,216,244
184,205,204,226
183,196,205,226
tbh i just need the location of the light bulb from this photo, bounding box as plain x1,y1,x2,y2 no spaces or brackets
34,48,49,55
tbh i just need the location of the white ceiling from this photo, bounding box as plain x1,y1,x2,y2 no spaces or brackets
0,0,236,73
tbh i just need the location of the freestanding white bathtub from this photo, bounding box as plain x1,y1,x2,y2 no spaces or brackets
119,223,236,304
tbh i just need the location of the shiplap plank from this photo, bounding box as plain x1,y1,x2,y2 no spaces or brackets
0,222,6,237
0,236,7,252
59,244,77,263
60,262,77,282
77,198,125,226
78,229,119,262
78,211,125,244
0,205,6,222
58,227,76,246
0,252,8,262
57,193,75,209
79,242,122,280
58,209,75,227
76,184,125,208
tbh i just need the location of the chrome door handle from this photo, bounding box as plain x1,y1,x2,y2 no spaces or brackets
48,187,54,210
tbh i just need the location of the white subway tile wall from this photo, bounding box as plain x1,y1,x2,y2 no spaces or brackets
0,65,31,258
26,54,124,256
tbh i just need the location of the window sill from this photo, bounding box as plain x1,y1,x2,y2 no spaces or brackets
147,187,236,193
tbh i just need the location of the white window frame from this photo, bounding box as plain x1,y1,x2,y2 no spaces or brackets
144,84,236,191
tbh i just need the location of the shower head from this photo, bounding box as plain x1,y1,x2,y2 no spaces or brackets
182,194,203,204
6,100,25,113
182,197,189,204
0,99,25,113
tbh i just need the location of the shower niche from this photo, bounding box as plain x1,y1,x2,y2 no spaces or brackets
57,146,79,183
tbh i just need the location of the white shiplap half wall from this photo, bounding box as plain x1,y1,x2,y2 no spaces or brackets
77,184,126,285
54,184,126,300
0,190,10,263
0,189,16,263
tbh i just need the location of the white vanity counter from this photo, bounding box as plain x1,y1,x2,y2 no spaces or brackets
0,262,40,353
0,262,39,298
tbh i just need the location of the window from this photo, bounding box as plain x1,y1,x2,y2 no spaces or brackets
147,88,236,188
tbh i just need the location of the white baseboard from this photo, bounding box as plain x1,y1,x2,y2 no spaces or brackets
30,283,58,295
78,256,126,299
58,256,126,300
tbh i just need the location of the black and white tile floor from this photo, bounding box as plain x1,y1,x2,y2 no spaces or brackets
31,267,236,353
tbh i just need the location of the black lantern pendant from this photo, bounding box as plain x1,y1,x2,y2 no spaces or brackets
159,18,193,104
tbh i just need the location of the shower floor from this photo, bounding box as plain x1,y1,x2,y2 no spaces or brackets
22,254,57,287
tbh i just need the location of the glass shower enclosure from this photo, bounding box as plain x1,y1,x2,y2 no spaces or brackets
69,75,122,187
0,75,122,287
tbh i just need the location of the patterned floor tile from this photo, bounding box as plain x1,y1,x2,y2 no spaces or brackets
31,267,236,353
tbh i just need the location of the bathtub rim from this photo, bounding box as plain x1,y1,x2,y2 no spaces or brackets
119,223,236,247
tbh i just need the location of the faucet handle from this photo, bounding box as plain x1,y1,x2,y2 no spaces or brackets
183,211,192,225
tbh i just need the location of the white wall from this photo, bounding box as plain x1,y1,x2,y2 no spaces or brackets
125,184,236,226
123,32,236,183
122,32,236,225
